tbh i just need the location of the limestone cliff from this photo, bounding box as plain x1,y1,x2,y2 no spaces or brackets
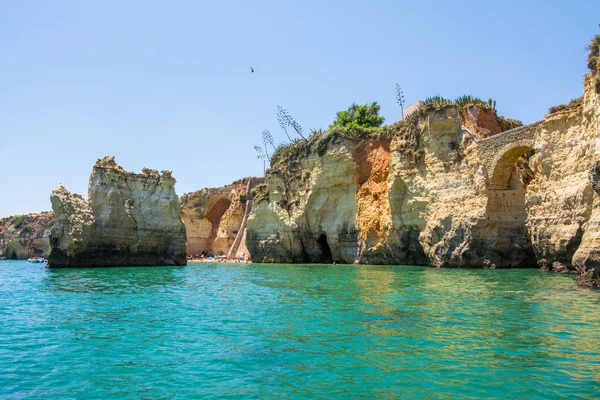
524,109,592,273
523,38,600,284
570,74,600,286
394,109,536,269
247,105,532,267
48,156,187,267
572,162,600,286
179,177,263,257
246,47,600,286
0,212,54,259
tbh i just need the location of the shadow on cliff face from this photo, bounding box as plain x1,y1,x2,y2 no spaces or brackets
484,158,537,268
206,198,232,236
387,178,428,266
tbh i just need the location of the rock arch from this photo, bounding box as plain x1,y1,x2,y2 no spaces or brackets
487,144,535,189
476,122,541,267
206,197,231,227
205,197,232,253
478,121,541,189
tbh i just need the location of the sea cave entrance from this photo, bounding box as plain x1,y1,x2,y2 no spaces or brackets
316,233,333,263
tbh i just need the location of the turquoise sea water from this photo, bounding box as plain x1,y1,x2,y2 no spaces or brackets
1,260,599,399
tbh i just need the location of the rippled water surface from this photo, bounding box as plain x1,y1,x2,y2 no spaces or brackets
1,261,600,399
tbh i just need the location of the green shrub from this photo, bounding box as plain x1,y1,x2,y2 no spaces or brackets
329,102,385,130
266,93,519,172
251,184,269,204
587,34,600,73
315,132,334,156
268,122,399,167
270,139,310,167
10,215,27,228
239,194,247,203
392,116,426,165
548,97,583,115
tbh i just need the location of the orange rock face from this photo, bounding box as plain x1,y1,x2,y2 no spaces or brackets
179,178,263,257
353,139,392,262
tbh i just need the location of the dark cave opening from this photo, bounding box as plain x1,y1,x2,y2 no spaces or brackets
317,233,333,263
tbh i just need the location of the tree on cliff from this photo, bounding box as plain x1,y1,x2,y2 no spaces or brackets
329,102,385,130
587,34,600,94
587,34,600,73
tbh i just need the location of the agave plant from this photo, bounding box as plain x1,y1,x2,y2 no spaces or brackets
454,95,488,108
309,128,325,138
395,84,406,119
277,106,306,142
254,129,276,162
254,145,268,160
424,95,452,108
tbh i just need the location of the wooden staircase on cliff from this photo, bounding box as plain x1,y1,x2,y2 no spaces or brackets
226,179,254,260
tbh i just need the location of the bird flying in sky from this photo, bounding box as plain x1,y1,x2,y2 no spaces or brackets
250,67,254,73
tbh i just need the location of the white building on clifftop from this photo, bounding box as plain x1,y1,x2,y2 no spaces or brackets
403,100,424,119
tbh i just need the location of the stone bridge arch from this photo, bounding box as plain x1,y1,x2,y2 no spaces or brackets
474,121,543,268
487,143,535,189
478,121,542,189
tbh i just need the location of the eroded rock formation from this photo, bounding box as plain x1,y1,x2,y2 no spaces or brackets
246,106,534,267
246,56,600,285
6,38,599,285
179,177,263,257
524,74,600,284
0,212,54,259
572,162,600,286
48,156,187,267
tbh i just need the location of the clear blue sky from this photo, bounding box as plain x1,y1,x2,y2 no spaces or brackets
1,0,598,217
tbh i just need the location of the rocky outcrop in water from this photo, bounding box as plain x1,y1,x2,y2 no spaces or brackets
0,212,54,259
572,161,600,286
48,156,187,267
179,177,263,257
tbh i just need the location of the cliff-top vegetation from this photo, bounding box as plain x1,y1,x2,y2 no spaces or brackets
10,215,27,228
587,34,600,93
587,34,600,74
262,94,521,171
546,34,600,115
269,101,399,168
548,97,583,115
1,212,55,234
250,183,269,204
328,102,385,130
